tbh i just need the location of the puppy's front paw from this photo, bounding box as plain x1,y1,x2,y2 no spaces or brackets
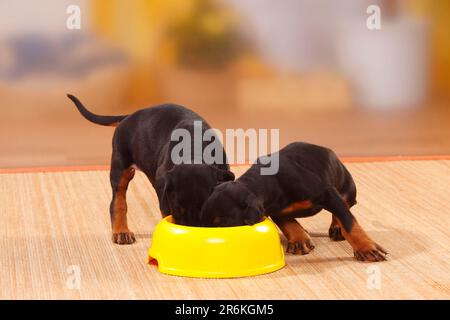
286,238,315,255
354,243,388,262
328,225,345,241
112,231,136,245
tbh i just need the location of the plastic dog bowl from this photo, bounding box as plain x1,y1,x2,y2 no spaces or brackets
148,216,285,278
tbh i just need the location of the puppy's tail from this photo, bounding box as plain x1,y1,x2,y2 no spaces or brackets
67,94,127,127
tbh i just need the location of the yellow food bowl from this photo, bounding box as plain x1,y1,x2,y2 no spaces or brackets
148,216,285,278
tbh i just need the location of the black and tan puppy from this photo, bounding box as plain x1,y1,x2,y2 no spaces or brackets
201,142,387,262
68,94,234,244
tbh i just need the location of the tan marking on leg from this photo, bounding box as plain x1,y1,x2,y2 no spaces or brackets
329,215,345,241
111,167,135,244
337,218,388,262
272,216,315,255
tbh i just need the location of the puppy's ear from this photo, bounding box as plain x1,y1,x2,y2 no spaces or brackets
155,173,173,214
244,194,264,225
246,193,264,213
213,167,235,182
198,199,211,226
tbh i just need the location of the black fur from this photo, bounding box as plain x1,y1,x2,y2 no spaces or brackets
201,142,388,261
201,142,356,231
68,94,234,233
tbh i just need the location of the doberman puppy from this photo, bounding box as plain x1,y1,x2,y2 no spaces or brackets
67,94,234,244
201,142,388,262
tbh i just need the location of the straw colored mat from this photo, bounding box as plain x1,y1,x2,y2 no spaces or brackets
1,160,449,300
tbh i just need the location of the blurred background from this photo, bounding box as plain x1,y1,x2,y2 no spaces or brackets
0,0,449,168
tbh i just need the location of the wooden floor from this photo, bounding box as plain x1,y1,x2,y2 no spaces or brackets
1,101,450,168
1,160,449,299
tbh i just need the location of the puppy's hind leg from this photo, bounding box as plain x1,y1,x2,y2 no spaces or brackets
110,154,136,245
321,187,387,262
330,169,357,241
328,196,355,241
272,216,315,255
328,215,345,241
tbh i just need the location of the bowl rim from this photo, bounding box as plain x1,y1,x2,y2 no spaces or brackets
162,215,268,231
149,216,285,278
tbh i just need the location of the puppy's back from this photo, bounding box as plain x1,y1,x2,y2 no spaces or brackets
281,142,352,189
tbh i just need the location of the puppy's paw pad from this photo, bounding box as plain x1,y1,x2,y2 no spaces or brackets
286,239,315,255
112,232,136,245
328,225,345,241
354,243,388,262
